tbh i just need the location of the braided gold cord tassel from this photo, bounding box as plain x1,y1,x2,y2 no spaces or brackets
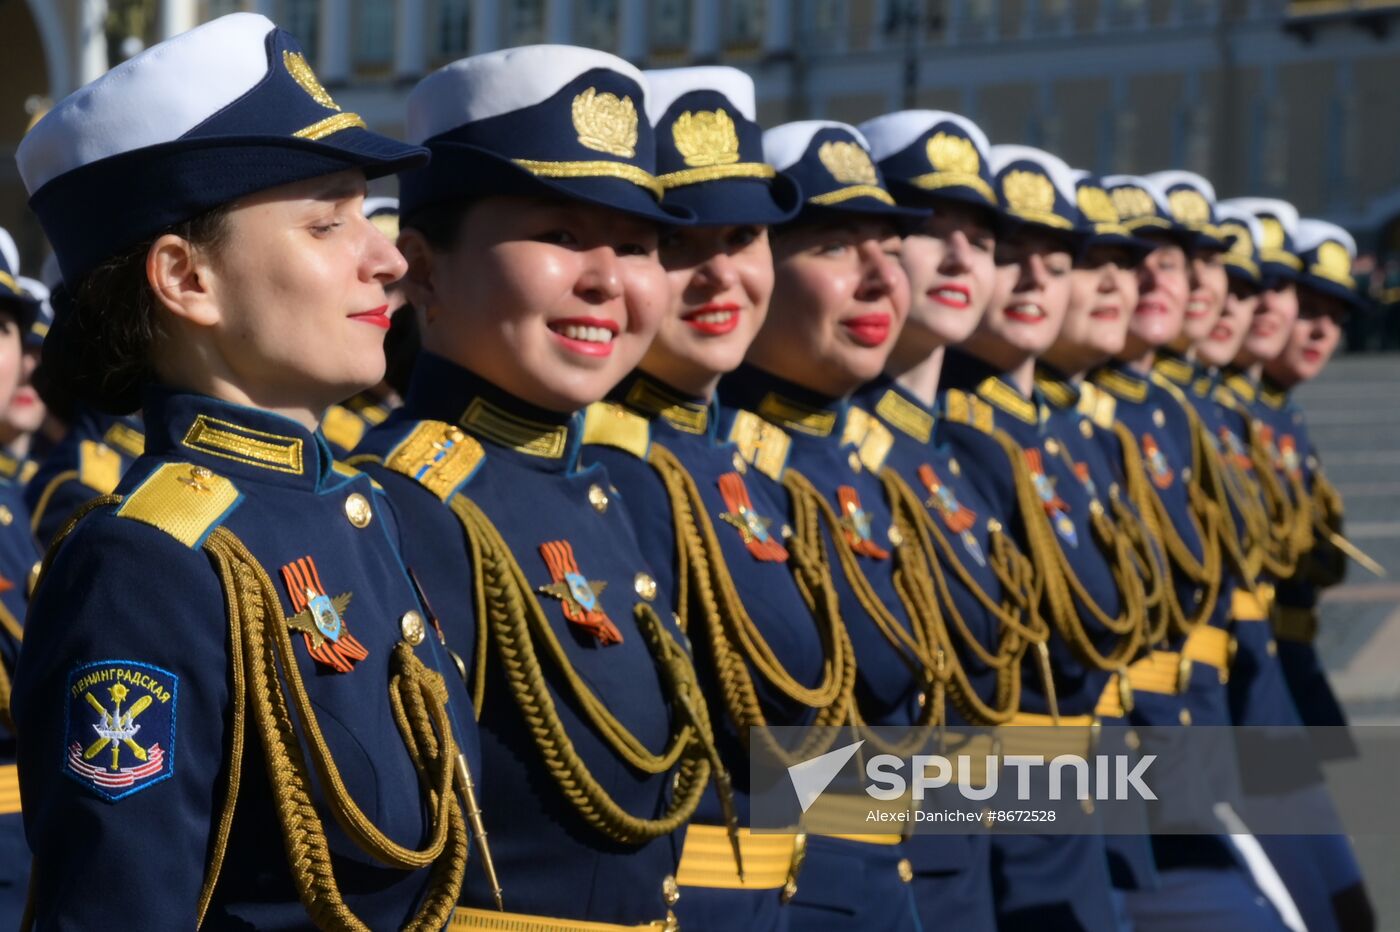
449,495,715,844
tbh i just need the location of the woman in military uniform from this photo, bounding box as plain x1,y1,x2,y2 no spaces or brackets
856,110,1050,932
0,240,42,927
14,14,479,928
576,67,854,930
933,145,1147,932
716,120,954,932
352,46,726,930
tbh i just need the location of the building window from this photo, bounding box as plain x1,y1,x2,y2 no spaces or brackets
508,0,547,44
1100,0,1146,30
651,0,690,52
956,0,997,42
435,0,471,59
725,0,765,49
578,0,619,49
280,0,319,61
354,0,394,68
802,0,847,50
200,0,244,19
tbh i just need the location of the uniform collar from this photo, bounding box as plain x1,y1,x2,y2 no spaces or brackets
0,449,22,481
855,374,936,444
1152,349,1197,388
1222,365,1257,403
719,364,848,439
941,349,1043,425
142,388,332,491
611,370,715,441
1091,360,1151,403
1033,363,1082,410
1259,375,1290,410
403,352,582,473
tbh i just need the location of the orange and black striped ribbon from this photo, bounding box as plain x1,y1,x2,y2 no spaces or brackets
539,540,624,645
717,472,788,562
1024,449,1069,516
917,464,976,533
836,485,889,560
280,556,368,673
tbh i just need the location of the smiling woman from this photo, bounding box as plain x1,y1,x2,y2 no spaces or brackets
12,14,481,929
352,45,729,930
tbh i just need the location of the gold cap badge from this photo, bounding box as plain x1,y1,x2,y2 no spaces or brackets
1110,186,1155,222
572,87,638,158
818,140,878,185
1222,222,1253,258
1258,217,1285,251
672,108,741,168
1314,240,1352,284
283,51,340,111
1077,186,1118,225
925,132,979,175
1168,188,1210,228
1003,170,1055,216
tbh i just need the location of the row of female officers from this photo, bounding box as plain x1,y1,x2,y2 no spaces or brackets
0,11,1370,932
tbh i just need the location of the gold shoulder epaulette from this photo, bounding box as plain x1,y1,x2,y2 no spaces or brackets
115,462,240,548
19,460,37,485
943,390,995,434
580,402,651,459
842,406,894,473
322,404,367,452
382,421,485,502
1150,370,1191,408
1076,383,1117,429
79,440,123,494
728,410,791,481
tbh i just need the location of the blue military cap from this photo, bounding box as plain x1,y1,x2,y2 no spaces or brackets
0,227,40,331
988,144,1081,238
1070,170,1154,259
643,66,801,225
1217,197,1302,285
762,120,927,223
401,45,688,225
16,276,52,348
1146,170,1234,252
1294,219,1362,308
858,110,998,210
18,13,427,285
1214,204,1264,288
1100,173,1194,250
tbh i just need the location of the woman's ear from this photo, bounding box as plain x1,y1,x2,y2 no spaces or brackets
396,229,439,322
147,233,222,327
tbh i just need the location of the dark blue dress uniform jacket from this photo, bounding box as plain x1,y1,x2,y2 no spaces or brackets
717,364,926,930
0,460,40,926
583,370,830,824
14,389,477,929
25,408,145,548
355,354,689,926
935,350,1120,932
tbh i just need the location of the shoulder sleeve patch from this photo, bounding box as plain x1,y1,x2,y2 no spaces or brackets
321,405,367,453
115,462,241,548
383,421,485,502
580,402,651,459
79,440,123,494
728,410,791,482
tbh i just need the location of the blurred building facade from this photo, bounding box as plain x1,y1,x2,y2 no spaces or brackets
4,0,1400,272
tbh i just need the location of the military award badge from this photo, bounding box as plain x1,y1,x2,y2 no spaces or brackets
538,540,624,645
281,556,368,673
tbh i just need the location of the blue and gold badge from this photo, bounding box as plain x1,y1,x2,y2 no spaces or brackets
64,660,177,801
717,472,789,562
1140,433,1175,489
917,464,985,566
1026,449,1077,547
836,486,890,560
281,556,368,673
538,540,624,645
